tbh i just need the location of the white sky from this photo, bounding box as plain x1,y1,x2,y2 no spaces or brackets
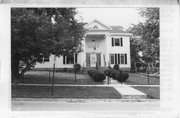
76,8,145,30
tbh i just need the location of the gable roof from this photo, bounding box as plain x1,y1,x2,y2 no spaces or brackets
84,19,112,30
84,19,132,35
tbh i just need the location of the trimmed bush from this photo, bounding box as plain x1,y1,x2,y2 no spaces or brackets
109,69,117,79
116,72,129,84
73,63,81,73
104,69,129,84
113,64,119,71
104,69,112,76
87,70,106,82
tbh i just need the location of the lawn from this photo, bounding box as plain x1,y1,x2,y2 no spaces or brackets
16,71,105,85
132,86,160,99
12,71,160,99
15,71,159,85
124,73,160,85
12,85,121,99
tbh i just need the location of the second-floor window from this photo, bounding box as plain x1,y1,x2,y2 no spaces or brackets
112,37,123,47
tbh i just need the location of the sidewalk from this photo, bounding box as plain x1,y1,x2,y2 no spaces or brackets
12,98,160,111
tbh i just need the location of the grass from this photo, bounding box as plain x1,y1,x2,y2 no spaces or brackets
132,86,160,99
12,71,160,99
15,71,159,85
12,85,122,99
16,71,105,85
124,73,160,85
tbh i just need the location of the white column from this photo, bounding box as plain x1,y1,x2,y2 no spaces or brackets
105,33,110,67
83,37,86,67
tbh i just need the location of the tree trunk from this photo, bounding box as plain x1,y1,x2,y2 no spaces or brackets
134,62,137,72
11,56,20,85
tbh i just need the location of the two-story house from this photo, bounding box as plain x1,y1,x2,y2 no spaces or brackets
35,20,132,71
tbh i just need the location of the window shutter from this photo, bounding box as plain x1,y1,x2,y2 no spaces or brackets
75,53,78,63
63,55,65,64
121,38,123,46
125,54,127,64
115,54,117,64
112,38,114,47
118,54,120,64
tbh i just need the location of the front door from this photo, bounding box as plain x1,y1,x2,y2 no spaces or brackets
90,53,96,67
86,53,101,67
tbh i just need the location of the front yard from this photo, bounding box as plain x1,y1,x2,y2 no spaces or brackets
16,71,159,85
12,71,160,99
12,85,121,99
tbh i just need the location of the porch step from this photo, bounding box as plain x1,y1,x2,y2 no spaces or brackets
113,84,147,99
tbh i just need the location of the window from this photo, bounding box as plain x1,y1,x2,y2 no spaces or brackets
121,54,124,64
120,54,127,64
111,37,123,47
63,54,78,64
39,55,50,62
110,54,115,64
115,38,120,46
44,55,49,62
110,53,127,65
93,25,98,29
67,55,74,64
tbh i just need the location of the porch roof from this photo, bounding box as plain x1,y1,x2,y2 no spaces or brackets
85,34,105,39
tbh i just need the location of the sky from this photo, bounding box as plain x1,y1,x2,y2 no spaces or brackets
76,8,145,30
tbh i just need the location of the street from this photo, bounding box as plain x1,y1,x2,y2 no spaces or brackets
12,99,160,111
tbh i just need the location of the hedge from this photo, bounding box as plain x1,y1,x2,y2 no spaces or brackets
104,69,129,84
113,64,119,71
88,70,106,82
73,63,81,73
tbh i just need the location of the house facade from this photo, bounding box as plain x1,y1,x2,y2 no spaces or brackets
35,20,132,71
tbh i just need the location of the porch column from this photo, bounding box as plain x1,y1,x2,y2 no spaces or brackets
83,37,86,67
105,33,110,67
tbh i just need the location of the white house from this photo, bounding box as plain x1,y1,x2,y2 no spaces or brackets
35,20,132,71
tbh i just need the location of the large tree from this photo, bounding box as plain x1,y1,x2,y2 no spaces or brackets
128,8,159,72
11,8,85,84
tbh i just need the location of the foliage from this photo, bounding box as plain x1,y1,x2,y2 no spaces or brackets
88,70,106,82
11,8,85,82
104,69,129,84
128,8,159,68
113,64,119,71
73,63,81,73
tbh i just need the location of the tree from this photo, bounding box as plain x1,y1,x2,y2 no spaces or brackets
11,8,85,84
128,8,159,72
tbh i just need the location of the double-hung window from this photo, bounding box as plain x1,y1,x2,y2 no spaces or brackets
112,37,123,47
39,55,50,62
63,53,78,64
110,53,127,64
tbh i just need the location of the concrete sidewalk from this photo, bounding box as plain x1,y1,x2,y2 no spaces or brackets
12,98,160,111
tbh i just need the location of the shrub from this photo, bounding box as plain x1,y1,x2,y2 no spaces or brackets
104,69,129,84
73,63,81,73
109,69,117,79
115,71,124,83
116,72,129,84
104,69,112,76
113,64,119,71
87,70,106,82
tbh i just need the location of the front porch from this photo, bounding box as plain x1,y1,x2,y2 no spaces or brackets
82,33,109,67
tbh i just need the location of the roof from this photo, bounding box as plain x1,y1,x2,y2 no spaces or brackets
85,19,132,35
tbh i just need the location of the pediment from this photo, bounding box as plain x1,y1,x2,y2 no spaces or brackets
84,20,112,30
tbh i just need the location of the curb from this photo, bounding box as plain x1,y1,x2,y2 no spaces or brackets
12,98,160,103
